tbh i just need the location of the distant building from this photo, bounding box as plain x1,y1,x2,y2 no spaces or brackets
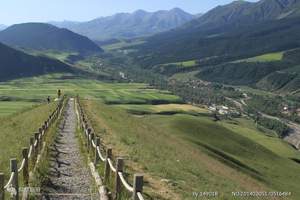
219,109,228,115
119,72,126,79
221,106,229,110
209,106,216,111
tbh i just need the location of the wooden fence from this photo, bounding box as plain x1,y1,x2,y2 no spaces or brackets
76,97,146,200
0,97,65,200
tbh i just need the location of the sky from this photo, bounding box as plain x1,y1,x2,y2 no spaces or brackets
0,0,258,25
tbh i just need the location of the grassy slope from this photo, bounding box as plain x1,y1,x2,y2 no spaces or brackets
0,103,56,175
0,101,36,116
162,60,197,68
0,74,181,104
116,104,209,115
234,52,284,63
1,75,300,199
82,99,300,200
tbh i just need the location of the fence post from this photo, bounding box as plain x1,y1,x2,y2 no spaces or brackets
90,133,95,155
94,137,100,165
133,174,144,200
22,148,29,186
39,128,43,147
34,133,39,153
104,148,112,184
10,159,19,200
30,137,35,161
114,158,124,200
87,128,91,152
44,121,48,129
0,173,4,200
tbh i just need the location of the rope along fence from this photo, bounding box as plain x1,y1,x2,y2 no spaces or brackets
0,97,65,200
76,97,145,200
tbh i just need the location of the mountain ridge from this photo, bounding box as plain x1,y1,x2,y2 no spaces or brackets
51,8,195,40
0,23,102,54
131,0,300,66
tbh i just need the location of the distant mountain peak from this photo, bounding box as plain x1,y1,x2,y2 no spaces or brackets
170,7,185,12
51,8,195,40
133,9,148,14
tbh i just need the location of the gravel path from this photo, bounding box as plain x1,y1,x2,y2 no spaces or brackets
42,98,97,200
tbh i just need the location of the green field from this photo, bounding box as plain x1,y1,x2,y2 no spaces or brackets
27,50,78,63
162,60,197,68
83,99,300,199
0,74,182,104
116,103,209,115
235,52,284,63
0,103,56,176
0,101,36,116
102,39,145,51
1,74,300,199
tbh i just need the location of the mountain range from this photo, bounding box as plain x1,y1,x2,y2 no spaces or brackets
51,8,195,40
132,0,300,65
191,0,300,29
0,23,102,54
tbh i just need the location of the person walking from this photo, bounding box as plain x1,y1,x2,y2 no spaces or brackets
58,89,62,99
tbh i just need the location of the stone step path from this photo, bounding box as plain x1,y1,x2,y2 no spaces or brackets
41,98,97,200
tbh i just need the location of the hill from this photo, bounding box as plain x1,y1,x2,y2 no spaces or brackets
131,0,300,66
0,42,72,81
0,23,102,54
133,16,300,66
51,8,195,40
190,0,300,29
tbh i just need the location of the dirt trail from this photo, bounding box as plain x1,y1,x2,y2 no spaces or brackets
41,98,97,199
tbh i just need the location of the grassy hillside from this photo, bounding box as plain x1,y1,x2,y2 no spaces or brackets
0,102,56,176
1,74,300,199
235,52,284,63
0,101,36,116
82,99,300,199
132,17,300,66
0,23,102,54
195,49,300,90
0,42,73,81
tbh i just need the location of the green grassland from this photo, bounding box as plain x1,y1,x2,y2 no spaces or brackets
235,52,284,63
1,74,300,199
0,101,36,116
161,60,197,68
83,99,300,199
169,70,200,81
26,49,78,62
116,103,209,116
0,74,181,104
102,39,145,51
0,103,56,176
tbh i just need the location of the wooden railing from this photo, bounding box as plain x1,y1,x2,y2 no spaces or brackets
0,97,65,200
76,97,146,200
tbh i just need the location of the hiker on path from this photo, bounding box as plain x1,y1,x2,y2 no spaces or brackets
47,96,51,104
58,89,62,99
